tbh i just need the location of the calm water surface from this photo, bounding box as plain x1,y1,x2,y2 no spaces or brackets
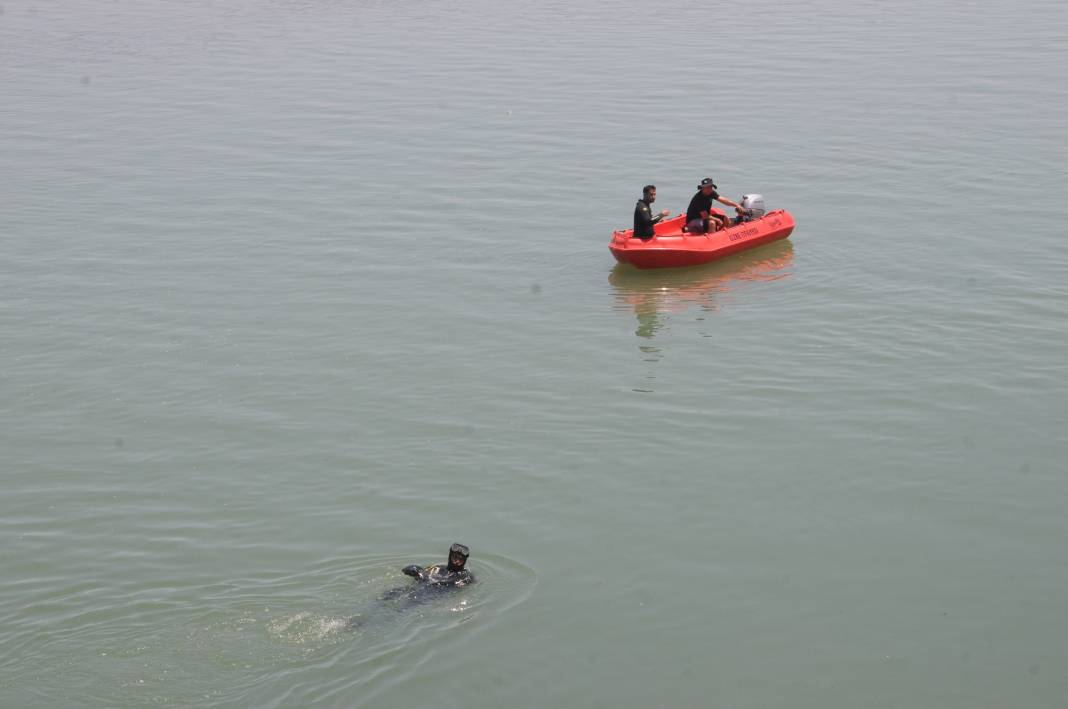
3,0,1068,706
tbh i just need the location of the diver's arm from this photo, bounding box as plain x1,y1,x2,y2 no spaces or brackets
402,565,427,580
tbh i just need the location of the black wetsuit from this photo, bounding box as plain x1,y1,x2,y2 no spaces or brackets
352,561,476,628
378,563,475,605
633,199,663,241
403,563,475,588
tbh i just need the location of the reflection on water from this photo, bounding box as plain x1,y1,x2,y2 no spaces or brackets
609,240,795,339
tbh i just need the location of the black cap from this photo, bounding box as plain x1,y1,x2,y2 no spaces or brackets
699,178,717,189
450,543,469,558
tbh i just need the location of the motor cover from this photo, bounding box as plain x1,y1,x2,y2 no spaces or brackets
740,194,765,219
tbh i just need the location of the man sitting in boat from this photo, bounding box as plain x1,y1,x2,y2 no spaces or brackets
633,184,671,241
685,178,745,233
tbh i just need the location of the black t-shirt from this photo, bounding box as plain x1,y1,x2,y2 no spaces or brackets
686,190,718,223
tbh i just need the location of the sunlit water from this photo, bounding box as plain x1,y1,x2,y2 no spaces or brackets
3,0,1068,706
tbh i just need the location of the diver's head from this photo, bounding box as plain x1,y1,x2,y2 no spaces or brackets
447,543,469,571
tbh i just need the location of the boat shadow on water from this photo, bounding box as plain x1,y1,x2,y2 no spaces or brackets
609,239,795,339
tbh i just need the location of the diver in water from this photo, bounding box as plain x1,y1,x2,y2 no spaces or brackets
379,543,475,604
351,545,476,629
401,543,474,588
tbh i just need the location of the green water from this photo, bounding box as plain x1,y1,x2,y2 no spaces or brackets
3,0,1067,706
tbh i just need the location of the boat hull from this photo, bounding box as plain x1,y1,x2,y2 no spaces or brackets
609,209,795,269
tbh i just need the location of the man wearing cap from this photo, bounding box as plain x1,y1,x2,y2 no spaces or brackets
633,184,672,241
686,178,745,234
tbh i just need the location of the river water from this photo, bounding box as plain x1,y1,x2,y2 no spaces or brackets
3,0,1067,706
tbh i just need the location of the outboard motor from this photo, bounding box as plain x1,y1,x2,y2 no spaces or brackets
739,194,765,221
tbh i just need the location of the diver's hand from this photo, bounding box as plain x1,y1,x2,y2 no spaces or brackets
402,565,424,578
660,209,670,217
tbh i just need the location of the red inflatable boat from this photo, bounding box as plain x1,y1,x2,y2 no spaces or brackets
610,208,795,270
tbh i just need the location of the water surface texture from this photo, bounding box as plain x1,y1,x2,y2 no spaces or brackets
3,0,1068,706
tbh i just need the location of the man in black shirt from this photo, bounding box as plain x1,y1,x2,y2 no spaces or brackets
633,184,671,241
686,178,744,234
